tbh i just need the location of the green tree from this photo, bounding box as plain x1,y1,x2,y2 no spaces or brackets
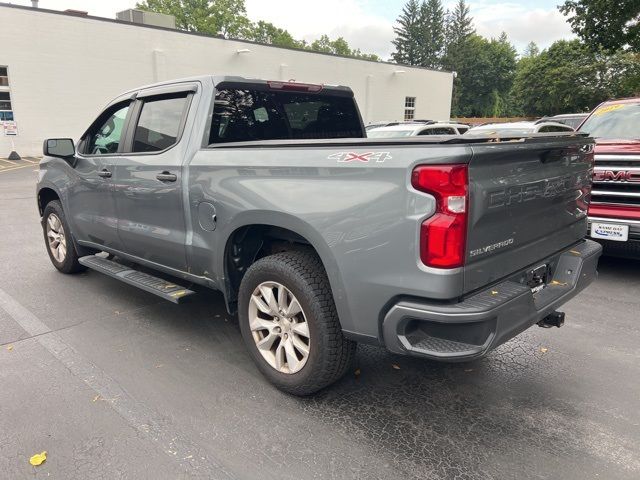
418,0,446,68
445,0,474,48
138,0,380,60
451,34,517,117
308,35,380,61
559,0,640,53
136,0,252,38
250,21,301,48
523,41,540,58
512,40,640,116
392,0,423,65
443,0,475,116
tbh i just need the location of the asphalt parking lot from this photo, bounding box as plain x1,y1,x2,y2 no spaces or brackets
1,163,639,480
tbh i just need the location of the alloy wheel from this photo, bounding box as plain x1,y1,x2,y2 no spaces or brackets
248,281,311,374
46,213,67,263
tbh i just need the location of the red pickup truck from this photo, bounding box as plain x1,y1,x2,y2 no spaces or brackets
579,98,640,257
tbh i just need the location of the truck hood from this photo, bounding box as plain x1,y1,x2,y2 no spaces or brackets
594,138,640,154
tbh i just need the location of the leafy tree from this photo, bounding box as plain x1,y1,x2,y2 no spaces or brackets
136,0,252,38
308,35,380,61
445,0,474,49
559,0,640,53
351,50,382,62
250,21,301,49
451,34,517,117
443,0,475,115
512,40,640,116
392,0,423,65
486,33,518,116
137,0,380,61
523,41,540,58
418,0,446,68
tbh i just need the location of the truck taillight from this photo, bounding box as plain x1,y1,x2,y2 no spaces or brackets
411,164,468,269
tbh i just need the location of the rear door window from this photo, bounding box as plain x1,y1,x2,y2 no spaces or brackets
132,94,190,152
209,88,362,144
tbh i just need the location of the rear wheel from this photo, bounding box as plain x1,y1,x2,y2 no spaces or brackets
42,200,86,274
238,250,356,395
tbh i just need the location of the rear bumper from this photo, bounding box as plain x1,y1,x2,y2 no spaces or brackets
382,239,602,361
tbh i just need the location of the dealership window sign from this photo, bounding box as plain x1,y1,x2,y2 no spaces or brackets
3,121,17,136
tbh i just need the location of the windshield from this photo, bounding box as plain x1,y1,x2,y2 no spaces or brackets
579,102,640,140
367,130,414,138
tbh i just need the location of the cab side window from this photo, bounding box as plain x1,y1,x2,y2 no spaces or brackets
85,102,130,155
132,94,189,153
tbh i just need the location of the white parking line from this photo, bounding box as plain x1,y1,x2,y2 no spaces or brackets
0,163,37,174
0,287,234,479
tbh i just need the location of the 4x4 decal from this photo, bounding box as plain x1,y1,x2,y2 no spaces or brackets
329,151,392,163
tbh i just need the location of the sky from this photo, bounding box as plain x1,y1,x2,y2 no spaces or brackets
8,0,574,58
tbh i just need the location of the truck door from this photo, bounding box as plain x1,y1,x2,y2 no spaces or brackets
112,84,196,271
68,100,133,251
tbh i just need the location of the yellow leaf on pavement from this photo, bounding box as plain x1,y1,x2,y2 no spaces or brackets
540,347,548,353
7,345,13,351
29,451,47,466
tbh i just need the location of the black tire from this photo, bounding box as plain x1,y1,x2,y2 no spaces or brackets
238,250,356,396
42,200,86,274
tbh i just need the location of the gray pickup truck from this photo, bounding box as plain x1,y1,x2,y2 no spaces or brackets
38,76,601,395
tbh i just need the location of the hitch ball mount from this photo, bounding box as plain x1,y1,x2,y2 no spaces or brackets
537,311,565,328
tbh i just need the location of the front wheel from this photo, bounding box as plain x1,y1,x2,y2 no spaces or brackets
42,200,86,274
238,251,356,395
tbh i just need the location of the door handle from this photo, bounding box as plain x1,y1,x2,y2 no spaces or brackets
98,169,112,178
156,171,177,182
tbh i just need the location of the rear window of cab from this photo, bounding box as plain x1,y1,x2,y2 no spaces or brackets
209,89,363,144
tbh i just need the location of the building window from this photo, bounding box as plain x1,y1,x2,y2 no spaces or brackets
0,92,11,111
0,67,8,87
404,96,416,121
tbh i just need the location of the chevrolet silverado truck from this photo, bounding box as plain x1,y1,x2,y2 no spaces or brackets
37,76,601,395
579,98,640,257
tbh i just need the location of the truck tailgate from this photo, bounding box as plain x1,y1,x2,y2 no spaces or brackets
464,136,594,293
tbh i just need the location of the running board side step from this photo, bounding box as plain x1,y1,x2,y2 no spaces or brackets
79,255,196,304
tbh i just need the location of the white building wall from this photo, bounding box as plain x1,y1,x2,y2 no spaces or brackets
0,5,453,157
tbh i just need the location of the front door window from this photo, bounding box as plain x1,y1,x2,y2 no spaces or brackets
86,103,130,155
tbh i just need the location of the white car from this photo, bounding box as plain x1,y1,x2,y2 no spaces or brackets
367,122,469,138
465,121,574,136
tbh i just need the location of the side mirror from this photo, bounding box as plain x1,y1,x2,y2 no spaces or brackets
43,138,75,159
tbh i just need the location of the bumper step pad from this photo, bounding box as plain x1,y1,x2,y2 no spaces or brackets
79,255,195,304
